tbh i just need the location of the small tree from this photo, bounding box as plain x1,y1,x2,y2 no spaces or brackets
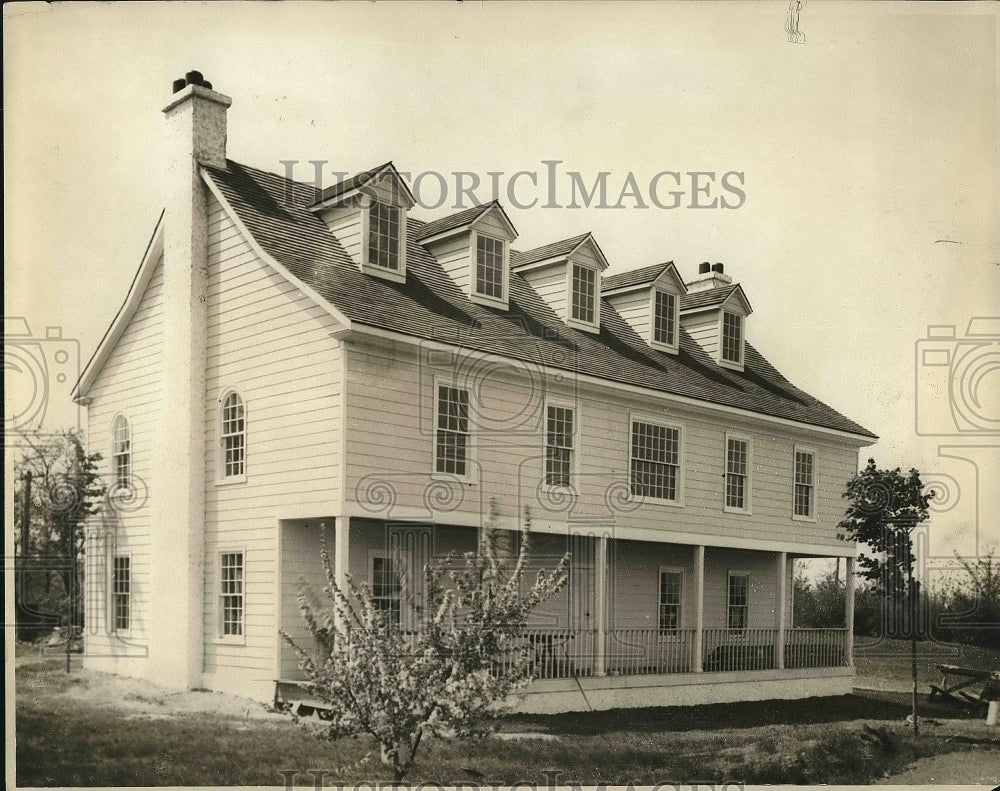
13,429,105,638
838,458,932,735
281,503,568,780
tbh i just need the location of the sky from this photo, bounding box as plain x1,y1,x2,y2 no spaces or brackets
4,1,998,565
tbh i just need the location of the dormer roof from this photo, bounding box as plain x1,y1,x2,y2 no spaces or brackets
415,200,517,243
513,232,609,271
681,283,753,315
602,261,687,296
309,161,416,210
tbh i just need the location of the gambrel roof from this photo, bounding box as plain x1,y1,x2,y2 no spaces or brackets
192,159,874,439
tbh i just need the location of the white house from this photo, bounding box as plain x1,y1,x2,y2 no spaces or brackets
74,73,876,713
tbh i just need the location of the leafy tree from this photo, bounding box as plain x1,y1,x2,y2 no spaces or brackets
281,502,568,781
792,567,846,628
13,429,106,637
838,458,932,735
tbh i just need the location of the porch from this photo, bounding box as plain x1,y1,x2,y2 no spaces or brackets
277,516,855,711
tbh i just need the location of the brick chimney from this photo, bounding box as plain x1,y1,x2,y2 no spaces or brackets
686,262,733,293
149,72,231,689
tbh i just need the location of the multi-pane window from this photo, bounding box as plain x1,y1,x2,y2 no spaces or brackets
435,385,470,476
545,405,575,487
475,235,504,299
653,290,677,347
725,436,750,511
220,552,244,637
658,569,682,632
721,311,743,364
727,572,749,630
221,392,245,479
570,264,597,324
112,415,131,490
112,556,130,632
372,556,402,626
369,201,401,271
630,420,680,502
794,450,815,518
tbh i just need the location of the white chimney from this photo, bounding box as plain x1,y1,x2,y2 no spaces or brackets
149,72,231,690
686,262,733,293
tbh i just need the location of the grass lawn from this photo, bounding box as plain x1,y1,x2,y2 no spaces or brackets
14,642,1000,787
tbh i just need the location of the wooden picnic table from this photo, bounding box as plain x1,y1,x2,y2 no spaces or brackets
930,663,1000,705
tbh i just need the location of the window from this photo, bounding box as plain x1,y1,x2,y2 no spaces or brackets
727,572,749,630
369,201,401,271
435,385,470,477
570,264,597,325
653,290,677,347
221,392,245,479
475,235,504,299
630,420,681,502
721,311,743,364
794,449,815,518
112,415,131,490
112,556,130,632
658,569,682,632
725,434,750,511
545,404,575,487
372,555,402,626
219,552,244,638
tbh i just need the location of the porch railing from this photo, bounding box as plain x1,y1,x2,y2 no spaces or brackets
486,625,848,681
494,627,598,680
702,628,778,671
784,628,849,668
605,628,696,675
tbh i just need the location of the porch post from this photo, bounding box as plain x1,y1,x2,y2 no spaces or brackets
334,516,351,603
594,533,608,677
845,556,855,666
775,552,787,670
693,545,705,673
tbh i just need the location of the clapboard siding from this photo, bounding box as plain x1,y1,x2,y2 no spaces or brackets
607,289,651,343
202,193,342,680
319,201,363,266
84,254,165,652
520,265,567,320
682,311,719,359
426,234,472,293
344,335,858,552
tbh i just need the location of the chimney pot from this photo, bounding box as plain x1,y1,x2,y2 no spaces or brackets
699,262,711,274
712,263,725,274
185,70,205,87
202,80,212,90
172,78,186,93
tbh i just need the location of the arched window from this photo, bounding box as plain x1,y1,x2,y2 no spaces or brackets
220,391,246,480
112,415,131,489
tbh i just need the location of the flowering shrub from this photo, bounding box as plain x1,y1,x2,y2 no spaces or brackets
281,502,568,780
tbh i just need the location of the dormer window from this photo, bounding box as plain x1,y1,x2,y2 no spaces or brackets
653,290,677,347
571,264,597,325
369,200,401,272
309,162,414,285
417,202,517,309
721,311,743,365
475,234,505,299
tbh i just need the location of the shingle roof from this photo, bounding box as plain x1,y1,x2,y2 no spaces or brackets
512,233,592,268
310,162,392,205
602,262,674,293
681,285,740,312
203,159,876,439
413,202,499,241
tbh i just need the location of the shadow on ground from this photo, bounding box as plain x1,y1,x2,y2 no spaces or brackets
504,688,983,736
